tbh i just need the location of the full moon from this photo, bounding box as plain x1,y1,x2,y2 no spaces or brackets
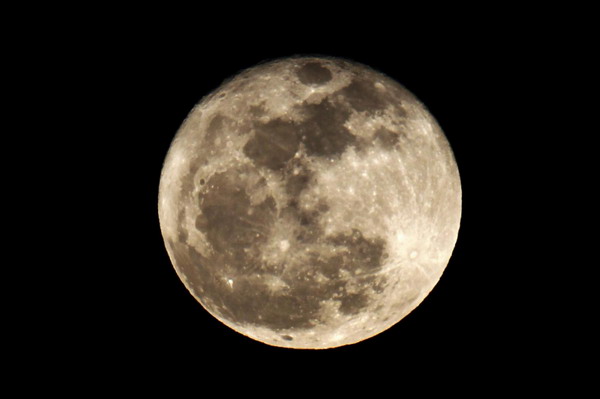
158,56,461,349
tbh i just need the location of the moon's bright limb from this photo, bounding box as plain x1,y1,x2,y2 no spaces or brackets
158,56,461,349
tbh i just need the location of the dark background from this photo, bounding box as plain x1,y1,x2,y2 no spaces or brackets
93,39,536,365
23,8,586,388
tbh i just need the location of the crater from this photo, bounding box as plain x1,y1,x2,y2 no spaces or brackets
297,62,333,86
249,102,266,117
281,335,294,341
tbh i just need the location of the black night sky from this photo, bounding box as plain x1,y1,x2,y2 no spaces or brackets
97,42,532,360
34,11,578,387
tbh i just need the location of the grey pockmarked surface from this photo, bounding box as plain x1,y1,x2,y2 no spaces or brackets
158,57,462,349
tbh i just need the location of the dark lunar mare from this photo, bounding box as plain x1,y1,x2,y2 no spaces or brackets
172,162,390,331
243,97,355,169
243,61,406,169
296,62,333,86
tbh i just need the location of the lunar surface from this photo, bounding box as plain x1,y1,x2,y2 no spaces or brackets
158,56,461,349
